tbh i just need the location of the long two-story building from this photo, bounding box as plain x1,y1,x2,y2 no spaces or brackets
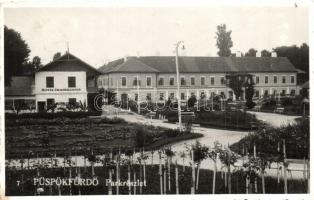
97,55,300,103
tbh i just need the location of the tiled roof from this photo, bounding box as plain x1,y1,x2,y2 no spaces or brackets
107,57,159,73
38,52,101,74
301,81,309,89
5,76,35,96
99,56,298,74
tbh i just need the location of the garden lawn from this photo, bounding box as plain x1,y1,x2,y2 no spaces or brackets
5,116,202,159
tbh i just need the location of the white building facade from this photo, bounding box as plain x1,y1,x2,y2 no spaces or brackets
5,53,100,112
97,56,300,103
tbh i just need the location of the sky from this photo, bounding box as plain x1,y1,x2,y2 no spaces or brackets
4,6,309,68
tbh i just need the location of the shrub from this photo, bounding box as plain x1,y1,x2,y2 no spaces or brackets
261,99,277,111
5,111,102,119
246,100,256,109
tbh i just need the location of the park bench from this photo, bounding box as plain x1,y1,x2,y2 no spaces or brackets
274,107,285,114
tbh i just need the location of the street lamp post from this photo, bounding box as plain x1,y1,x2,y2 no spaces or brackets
175,41,185,132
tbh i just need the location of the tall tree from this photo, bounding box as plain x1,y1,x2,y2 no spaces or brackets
273,43,309,83
215,24,233,57
53,52,62,61
226,73,253,100
261,49,271,57
4,26,30,86
245,48,257,57
32,56,42,69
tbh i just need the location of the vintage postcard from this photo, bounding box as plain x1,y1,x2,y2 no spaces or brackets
0,0,312,199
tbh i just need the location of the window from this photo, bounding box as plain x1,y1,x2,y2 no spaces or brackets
69,98,77,106
273,90,277,95
121,77,127,87
170,93,175,99
282,76,286,84
255,90,259,97
255,76,259,84
210,77,215,85
181,93,185,100
146,93,151,101
200,92,206,99
291,89,296,96
281,90,286,96
46,77,54,88
47,98,55,107
169,77,175,86
159,93,164,100
133,77,141,87
274,76,277,84
220,92,225,98
135,94,138,101
68,77,76,88
201,77,205,86
265,76,268,84
264,90,269,96
220,77,225,85
180,77,186,86
291,76,295,84
88,79,95,87
190,77,195,86
158,77,164,86
146,77,152,87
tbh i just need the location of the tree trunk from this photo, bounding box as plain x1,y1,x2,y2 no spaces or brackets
159,153,163,195
175,160,179,194
261,169,265,194
163,164,167,194
196,164,200,191
212,159,217,194
128,164,131,194
168,158,171,192
143,162,146,185
283,139,288,194
108,169,112,195
191,149,195,194
116,159,119,195
134,171,137,195
227,150,231,194
246,175,249,194
139,162,142,194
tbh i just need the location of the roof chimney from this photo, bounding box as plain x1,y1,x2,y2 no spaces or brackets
271,52,277,57
256,51,261,57
124,55,128,62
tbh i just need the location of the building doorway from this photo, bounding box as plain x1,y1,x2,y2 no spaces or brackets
37,101,46,112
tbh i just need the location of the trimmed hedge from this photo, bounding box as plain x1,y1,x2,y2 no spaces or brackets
167,110,261,130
